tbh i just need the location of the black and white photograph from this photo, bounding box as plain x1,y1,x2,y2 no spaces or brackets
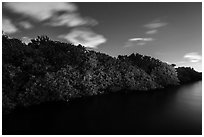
2,1,202,135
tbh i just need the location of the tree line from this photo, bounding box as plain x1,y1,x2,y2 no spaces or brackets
2,34,202,113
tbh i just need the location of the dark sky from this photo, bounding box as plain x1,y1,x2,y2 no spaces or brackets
2,2,202,71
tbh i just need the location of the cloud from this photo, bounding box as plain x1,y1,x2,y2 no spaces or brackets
125,37,154,47
184,52,202,62
59,29,106,48
5,2,97,28
146,29,158,34
2,17,18,34
129,37,154,42
143,20,167,39
144,20,167,29
19,21,33,29
5,2,77,21
49,13,97,27
21,37,32,44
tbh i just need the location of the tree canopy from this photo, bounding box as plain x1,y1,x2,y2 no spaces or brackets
2,34,202,114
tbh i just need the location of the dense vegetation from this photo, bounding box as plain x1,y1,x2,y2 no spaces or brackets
176,67,202,84
2,34,202,114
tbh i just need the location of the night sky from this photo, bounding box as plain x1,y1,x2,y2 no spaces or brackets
2,2,202,71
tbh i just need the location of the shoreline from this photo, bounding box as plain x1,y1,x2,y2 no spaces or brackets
3,80,202,115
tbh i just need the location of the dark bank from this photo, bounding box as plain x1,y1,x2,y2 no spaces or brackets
3,81,202,135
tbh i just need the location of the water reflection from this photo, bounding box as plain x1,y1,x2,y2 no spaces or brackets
3,81,202,135
175,82,202,110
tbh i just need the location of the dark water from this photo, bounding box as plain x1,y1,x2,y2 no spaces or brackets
3,81,202,135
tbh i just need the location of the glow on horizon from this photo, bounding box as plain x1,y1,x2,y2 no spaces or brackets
175,62,202,72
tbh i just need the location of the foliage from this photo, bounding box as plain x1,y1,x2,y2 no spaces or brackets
2,34,201,114
176,67,202,84
118,53,180,87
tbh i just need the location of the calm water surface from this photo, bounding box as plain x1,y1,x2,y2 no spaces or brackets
3,81,202,135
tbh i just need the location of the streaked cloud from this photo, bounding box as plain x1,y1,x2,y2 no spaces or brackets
5,2,97,28
5,2,104,48
19,21,33,29
125,37,154,47
59,29,107,48
49,13,97,27
5,2,77,21
129,37,154,42
2,17,18,34
184,52,202,62
146,29,158,34
143,20,167,40
144,20,168,29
